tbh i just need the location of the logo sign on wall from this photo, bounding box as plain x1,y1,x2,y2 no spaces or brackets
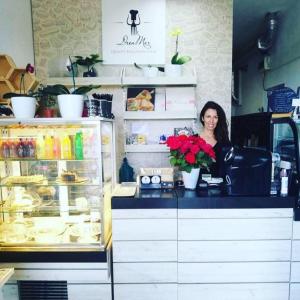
102,0,165,64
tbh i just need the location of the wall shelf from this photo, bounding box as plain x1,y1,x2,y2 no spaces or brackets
47,76,121,86
123,111,197,120
122,75,197,86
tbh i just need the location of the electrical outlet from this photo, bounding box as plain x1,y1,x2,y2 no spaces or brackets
264,56,271,70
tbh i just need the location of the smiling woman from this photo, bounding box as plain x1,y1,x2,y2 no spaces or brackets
200,101,231,177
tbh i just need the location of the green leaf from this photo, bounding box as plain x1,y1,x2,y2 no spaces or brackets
3,93,26,99
171,52,179,64
73,85,100,95
170,157,177,166
43,84,70,95
176,56,192,65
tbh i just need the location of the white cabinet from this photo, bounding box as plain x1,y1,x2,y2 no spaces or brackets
112,209,177,300
291,221,300,300
177,208,293,300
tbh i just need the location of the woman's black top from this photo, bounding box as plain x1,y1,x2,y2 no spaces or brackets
210,141,232,177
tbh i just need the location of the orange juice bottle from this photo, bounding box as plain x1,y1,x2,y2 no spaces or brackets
61,135,72,159
53,135,61,159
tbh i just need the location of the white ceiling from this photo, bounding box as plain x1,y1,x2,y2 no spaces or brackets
233,0,294,59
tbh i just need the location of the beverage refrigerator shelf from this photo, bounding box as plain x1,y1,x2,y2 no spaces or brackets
125,144,169,153
0,117,112,125
0,158,99,162
0,182,101,187
123,110,197,120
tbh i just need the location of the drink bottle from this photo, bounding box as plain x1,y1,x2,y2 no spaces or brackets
9,139,17,158
2,140,10,158
53,135,61,159
36,135,45,159
44,135,53,159
28,138,35,158
75,131,83,160
62,135,72,159
16,138,25,158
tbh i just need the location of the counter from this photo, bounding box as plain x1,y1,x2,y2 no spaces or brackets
111,188,299,300
112,188,296,209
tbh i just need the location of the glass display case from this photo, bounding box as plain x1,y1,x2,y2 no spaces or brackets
231,112,300,202
0,118,116,252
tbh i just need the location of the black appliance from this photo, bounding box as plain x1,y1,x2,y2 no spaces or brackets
224,147,271,196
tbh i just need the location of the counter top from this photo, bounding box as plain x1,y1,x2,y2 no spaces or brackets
112,189,177,209
111,188,296,209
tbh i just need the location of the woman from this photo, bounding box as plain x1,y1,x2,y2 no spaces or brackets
199,101,231,177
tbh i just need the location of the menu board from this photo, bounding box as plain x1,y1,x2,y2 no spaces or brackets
267,86,297,113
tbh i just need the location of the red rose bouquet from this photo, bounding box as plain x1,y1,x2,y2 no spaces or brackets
166,135,216,173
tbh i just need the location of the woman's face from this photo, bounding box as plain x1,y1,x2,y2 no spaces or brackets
202,108,218,131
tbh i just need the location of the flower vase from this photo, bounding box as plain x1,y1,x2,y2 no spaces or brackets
11,96,37,118
164,64,182,77
58,94,84,118
182,168,200,190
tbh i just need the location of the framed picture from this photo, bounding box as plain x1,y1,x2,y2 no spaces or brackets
174,127,194,136
126,87,155,111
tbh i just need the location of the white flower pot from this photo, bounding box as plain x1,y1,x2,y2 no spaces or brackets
164,64,182,77
143,67,158,78
11,96,37,118
182,168,200,190
58,94,84,118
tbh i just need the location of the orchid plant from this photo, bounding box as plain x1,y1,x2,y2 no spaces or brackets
3,63,37,99
170,28,192,65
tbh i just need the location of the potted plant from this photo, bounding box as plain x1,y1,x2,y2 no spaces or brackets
35,85,57,118
3,63,39,118
43,56,100,118
165,28,192,77
166,135,215,189
74,54,103,77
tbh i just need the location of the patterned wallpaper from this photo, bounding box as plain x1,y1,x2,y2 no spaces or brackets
31,0,232,173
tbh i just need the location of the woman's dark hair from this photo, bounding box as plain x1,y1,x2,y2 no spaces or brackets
200,101,230,144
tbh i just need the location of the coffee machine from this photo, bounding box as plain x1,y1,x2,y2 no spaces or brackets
224,147,272,196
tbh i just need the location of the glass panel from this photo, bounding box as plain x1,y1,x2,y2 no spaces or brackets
0,121,108,250
273,123,296,172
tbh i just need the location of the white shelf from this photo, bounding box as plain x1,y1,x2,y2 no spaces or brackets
125,144,169,153
124,110,197,120
122,75,197,86
46,75,197,87
47,76,121,86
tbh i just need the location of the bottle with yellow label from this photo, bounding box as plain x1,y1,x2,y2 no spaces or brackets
36,135,45,159
44,135,53,159
61,135,72,160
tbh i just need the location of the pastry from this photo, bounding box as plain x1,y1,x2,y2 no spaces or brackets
2,175,44,184
61,171,78,182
